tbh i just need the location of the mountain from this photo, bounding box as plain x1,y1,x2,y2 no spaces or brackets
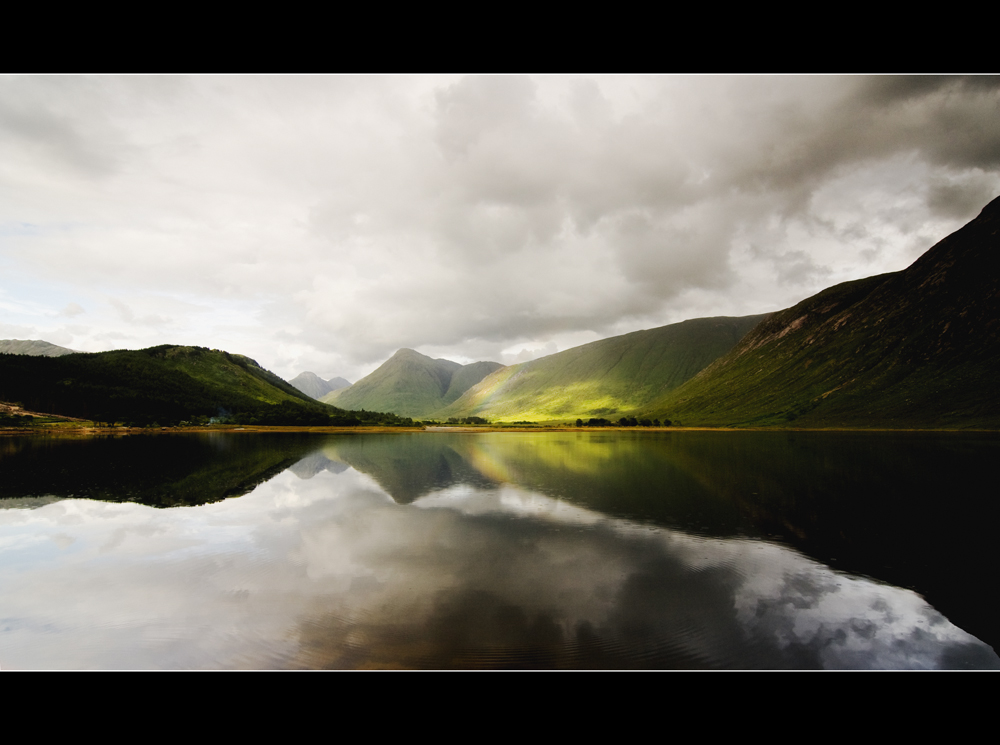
0,344,402,427
288,371,351,400
0,339,77,357
436,315,767,422
650,195,1000,428
321,348,504,418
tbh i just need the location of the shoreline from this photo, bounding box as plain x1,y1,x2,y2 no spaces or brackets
3,424,999,437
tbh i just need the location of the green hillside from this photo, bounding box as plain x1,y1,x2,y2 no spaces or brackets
650,195,1000,428
322,349,503,418
0,345,410,427
436,315,767,422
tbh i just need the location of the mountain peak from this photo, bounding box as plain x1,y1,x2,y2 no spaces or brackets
390,348,431,361
979,194,1000,217
289,371,352,400
325,350,502,417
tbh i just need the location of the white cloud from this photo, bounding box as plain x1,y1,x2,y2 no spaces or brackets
1,75,998,380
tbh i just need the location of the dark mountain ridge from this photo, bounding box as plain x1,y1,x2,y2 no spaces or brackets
0,344,409,427
653,195,1000,427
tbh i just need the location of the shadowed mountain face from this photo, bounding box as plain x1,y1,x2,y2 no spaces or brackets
288,372,351,400
0,339,77,357
653,195,1000,428
437,315,767,422
0,345,336,426
322,349,503,418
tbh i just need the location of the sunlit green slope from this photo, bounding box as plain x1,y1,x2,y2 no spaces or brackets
435,316,767,422
322,349,503,418
651,196,1000,428
149,345,312,405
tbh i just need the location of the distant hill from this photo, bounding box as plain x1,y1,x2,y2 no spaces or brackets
0,339,77,357
436,315,767,422
288,371,351,400
650,195,1000,428
322,349,504,418
0,345,408,427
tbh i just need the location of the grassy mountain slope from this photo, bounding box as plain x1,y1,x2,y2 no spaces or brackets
150,346,313,405
0,344,384,426
442,361,505,406
0,339,77,357
436,315,768,422
651,196,1000,428
322,349,503,417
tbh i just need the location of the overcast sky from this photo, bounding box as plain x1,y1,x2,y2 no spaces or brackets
2,75,999,382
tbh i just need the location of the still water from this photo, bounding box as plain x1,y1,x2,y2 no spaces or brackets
1,430,998,669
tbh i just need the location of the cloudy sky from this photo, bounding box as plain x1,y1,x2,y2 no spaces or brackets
2,75,999,382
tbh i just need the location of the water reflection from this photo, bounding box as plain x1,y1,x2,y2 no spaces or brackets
0,431,997,669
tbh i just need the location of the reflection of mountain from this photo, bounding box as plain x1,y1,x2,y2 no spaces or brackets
318,434,500,503
0,433,321,508
3,431,998,668
287,481,997,670
317,431,1000,650
288,451,349,478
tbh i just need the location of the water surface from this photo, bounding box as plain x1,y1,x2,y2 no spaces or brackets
1,430,997,669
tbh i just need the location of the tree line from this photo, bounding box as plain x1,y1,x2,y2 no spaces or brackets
575,417,671,427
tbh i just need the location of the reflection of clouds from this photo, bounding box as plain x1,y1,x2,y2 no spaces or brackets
730,551,984,670
0,470,995,669
289,481,998,669
417,484,605,525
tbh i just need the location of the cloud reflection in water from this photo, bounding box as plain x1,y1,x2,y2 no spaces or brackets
0,437,996,669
